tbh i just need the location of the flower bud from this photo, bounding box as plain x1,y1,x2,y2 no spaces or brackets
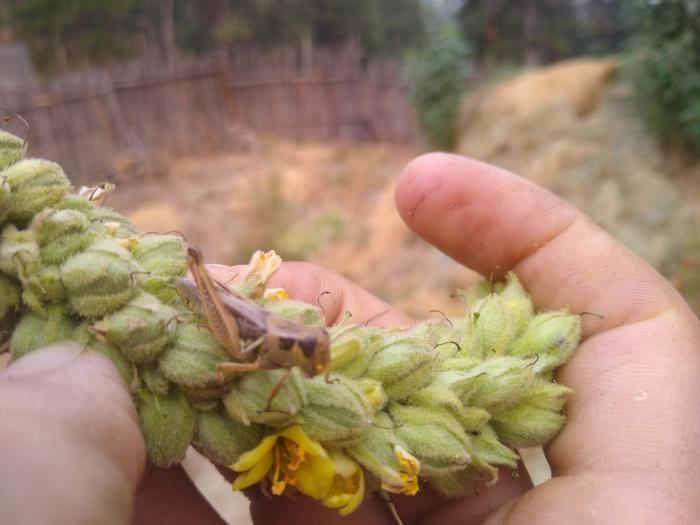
0,272,20,320
0,224,39,279
9,305,77,360
193,405,264,466
427,466,481,497
473,294,516,358
509,311,581,373
61,239,141,316
435,356,535,413
92,291,176,364
499,272,533,337
138,388,196,467
389,404,472,478
140,363,170,396
345,412,417,494
133,234,187,277
0,176,11,224
223,369,306,426
158,324,234,397
235,250,282,299
292,376,373,446
407,386,490,432
356,378,386,412
266,299,325,327
31,208,94,265
73,321,136,389
88,206,137,238
491,382,571,448
22,264,66,315
366,335,437,401
330,326,380,378
0,129,25,171
3,159,72,225
470,424,519,473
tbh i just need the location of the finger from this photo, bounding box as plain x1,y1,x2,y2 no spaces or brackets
133,463,227,525
210,261,412,327
395,153,693,336
395,153,700,522
0,344,144,525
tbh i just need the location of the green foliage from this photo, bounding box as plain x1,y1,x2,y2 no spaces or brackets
457,0,626,66
625,0,700,154
406,24,470,150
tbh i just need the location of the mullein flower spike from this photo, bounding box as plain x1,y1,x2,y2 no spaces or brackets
0,128,581,514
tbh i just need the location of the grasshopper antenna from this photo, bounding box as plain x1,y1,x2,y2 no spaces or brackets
363,308,390,327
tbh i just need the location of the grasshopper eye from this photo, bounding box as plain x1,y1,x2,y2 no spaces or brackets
299,335,316,358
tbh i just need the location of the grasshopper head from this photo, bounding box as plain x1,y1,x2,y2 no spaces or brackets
298,329,331,378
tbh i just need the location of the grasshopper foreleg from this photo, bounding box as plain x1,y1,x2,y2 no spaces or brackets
265,368,292,411
215,359,261,383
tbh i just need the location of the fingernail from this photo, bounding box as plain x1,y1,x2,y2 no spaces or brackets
1,342,84,380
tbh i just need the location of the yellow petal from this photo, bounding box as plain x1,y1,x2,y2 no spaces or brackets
294,453,335,499
330,450,359,479
231,435,278,472
323,494,352,509
339,469,364,516
279,427,328,458
232,450,275,490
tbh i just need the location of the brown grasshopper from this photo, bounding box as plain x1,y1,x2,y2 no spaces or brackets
176,246,332,406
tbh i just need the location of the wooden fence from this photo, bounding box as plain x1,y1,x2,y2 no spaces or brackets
0,44,420,185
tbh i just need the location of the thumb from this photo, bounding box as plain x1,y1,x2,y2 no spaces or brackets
0,344,145,525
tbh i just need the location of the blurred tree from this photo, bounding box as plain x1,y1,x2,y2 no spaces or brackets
10,0,144,73
406,21,470,149
457,0,625,69
625,0,700,154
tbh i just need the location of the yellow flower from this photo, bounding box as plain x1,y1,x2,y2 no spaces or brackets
263,288,289,302
232,427,367,515
231,426,335,499
381,445,420,495
322,451,366,516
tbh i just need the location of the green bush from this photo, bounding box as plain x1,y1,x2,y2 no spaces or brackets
626,0,700,153
406,23,470,150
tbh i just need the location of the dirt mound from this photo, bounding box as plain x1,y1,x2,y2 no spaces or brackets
456,57,697,275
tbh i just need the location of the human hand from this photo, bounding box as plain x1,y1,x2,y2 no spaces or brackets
2,152,698,525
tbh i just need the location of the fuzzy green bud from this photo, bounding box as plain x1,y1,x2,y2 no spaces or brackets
265,298,325,326
158,324,234,397
499,273,534,337
193,405,264,466
329,326,380,378
133,234,187,302
366,335,437,401
88,206,137,238
22,264,66,315
0,273,20,320
293,376,373,446
345,412,414,492
92,292,176,364
491,382,571,447
436,357,535,413
510,311,581,373
138,389,196,467
0,176,11,224
10,305,77,360
61,239,141,317
407,386,490,432
223,369,306,426
473,294,516,358
140,363,170,396
0,224,39,279
31,208,95,265
73,322,136,389
3,159,72,225
389,404,472,478
0,129,25,171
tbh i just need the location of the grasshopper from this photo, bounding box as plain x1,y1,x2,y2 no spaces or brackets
176,246,332,406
